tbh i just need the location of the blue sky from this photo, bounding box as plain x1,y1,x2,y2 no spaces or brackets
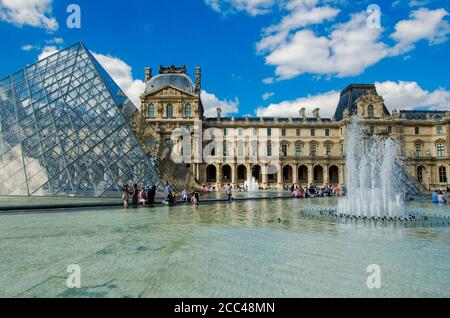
1,0,450,118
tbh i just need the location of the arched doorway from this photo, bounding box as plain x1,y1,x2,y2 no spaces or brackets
283,165,293,183
222,165,232,182
252,165,261,181
237,165,247,181
329,165,339,184
416,166,425,184
267,165,277,184
206,165,217,182
313,165,324,184
298,165,308,184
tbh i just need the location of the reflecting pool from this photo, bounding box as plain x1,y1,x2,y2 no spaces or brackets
0,196,448,298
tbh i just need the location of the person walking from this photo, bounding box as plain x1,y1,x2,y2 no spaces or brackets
122,184,130,207
182,189,189,203
139,185,147,205
225,183,232,202
147,186,156,205
132,183,139,206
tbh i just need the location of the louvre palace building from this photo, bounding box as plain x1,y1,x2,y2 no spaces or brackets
141,65,450,192
0,43,448,198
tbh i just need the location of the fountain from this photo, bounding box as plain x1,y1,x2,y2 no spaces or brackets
338,118,405,217
244,177,259,192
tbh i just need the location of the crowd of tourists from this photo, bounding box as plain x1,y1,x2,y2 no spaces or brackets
121,182,201,207
287,184,344,198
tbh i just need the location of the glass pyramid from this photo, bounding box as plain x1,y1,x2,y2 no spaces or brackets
0,43,162,197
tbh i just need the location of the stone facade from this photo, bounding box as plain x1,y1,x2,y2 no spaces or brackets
140,66,450,191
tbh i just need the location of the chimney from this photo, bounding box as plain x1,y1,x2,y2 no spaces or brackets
145,67,152,83
217,107,222,120
299,108,306,119
195,67,201,93
313,108,320,120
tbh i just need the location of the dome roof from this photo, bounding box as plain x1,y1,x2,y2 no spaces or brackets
145,73,195,94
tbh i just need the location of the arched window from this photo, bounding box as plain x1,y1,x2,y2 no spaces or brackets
367,105,374,118
166,104,173,118
183,104,192,118
147,103,155,117
439,166,447,183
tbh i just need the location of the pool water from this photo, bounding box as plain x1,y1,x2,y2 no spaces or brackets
0,196,448,298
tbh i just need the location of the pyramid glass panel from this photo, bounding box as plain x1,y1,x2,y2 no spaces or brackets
0,43,163,197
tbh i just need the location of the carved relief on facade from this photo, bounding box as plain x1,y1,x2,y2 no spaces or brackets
355,90,386,118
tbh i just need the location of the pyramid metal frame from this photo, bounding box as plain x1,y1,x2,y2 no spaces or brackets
0,43,162,197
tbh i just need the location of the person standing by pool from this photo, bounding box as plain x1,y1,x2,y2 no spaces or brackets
225,183,232,202
432,190,439,203
164,182,172,200
437,191,447,204
132,183,139,206
147,185,156,205
122,184,130,207
139,185,147,205
182,189,189,203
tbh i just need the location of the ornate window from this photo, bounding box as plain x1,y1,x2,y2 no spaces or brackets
325,142,332,156
295,142,303,158
164,138,173,150
147,103,155,117
267,142,272,156
437,143,445,157
367,105,374,118
281,128,286,137
439,166,447,183
166,104,173,118
415,143,422,157
309,142,317,157
281,142,288,157
183,104,192,118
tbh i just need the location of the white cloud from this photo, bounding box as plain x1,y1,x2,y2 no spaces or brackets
204,0,275,16
390,8,450,55
92,53,145,107
37,45,57,60
261,12,389,79
45,37,63,44
256,81,450,118
21,44,38,51
375,81,450,111
0,0,58,31
256,90,340,118
262,92,274,100
262,77,274,84
201,90,239,117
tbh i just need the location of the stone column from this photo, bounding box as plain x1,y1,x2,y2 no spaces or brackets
339,164,345,185
324,164,329,186
261,165,268,186
308,164,313,185
217,164,222,185
232,163,238,186
277,164,283,186
292,164,298,184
